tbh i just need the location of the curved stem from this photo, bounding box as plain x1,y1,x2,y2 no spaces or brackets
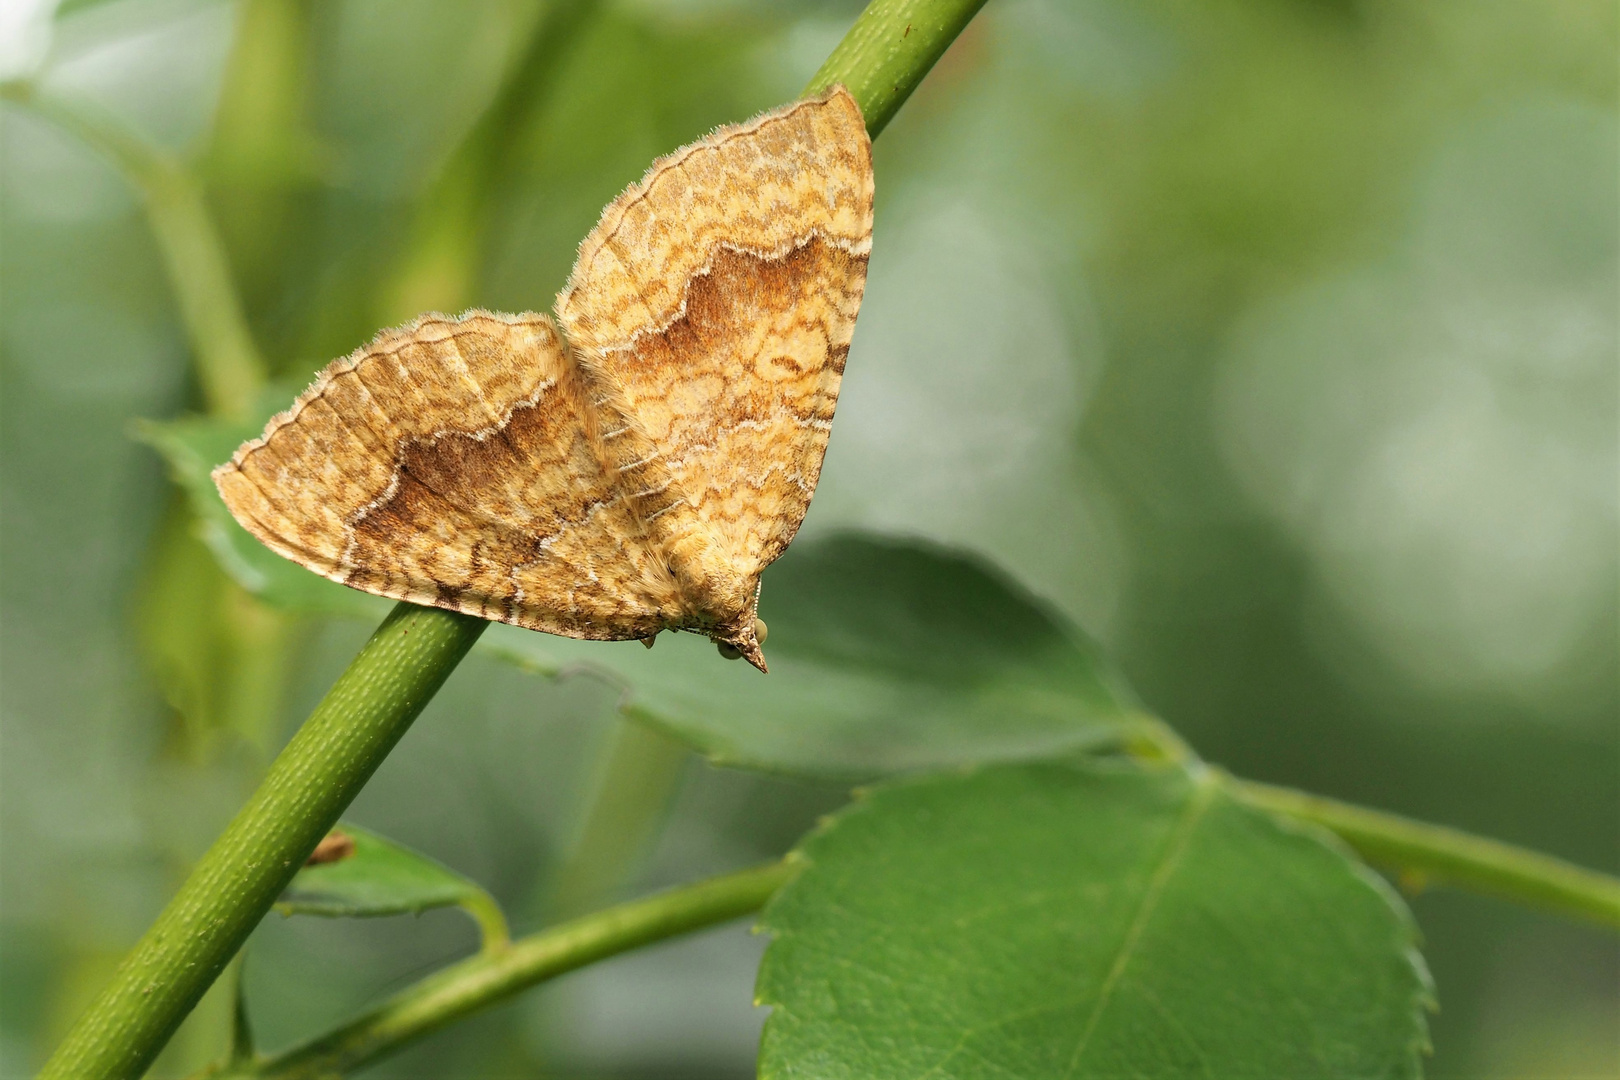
39,605,487,1080
1,84,266,418
1235,779,1620,931
458,887,512,954
232,860,795,1079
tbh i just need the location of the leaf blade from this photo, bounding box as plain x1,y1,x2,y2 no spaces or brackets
485,534,1141,778
135,412,387,620
757,763,1432,1080
276,823,489,922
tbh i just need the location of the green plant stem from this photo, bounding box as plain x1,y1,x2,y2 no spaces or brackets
1,85,266,418
1134,721,1620,930
458,888,513,954
806,0,990,137
229,860,795,1080
1236,778,1620,931
39,605,487,1080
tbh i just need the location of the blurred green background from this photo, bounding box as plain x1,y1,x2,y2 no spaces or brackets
1,0,1614,1076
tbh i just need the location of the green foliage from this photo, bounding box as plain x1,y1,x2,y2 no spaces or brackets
276,823,509,952
486,534,1139,777
759,762,1433,1080
133,497,296,767
86,403,1620,1076
276,823,489,922
9,0,1615,1075
136,411,385,620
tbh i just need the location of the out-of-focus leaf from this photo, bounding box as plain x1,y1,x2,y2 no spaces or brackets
136,409,388,621
132,496,292,758
144,410,1139,778
276,823,489,922
133,498,237,746
757,762,1434,1080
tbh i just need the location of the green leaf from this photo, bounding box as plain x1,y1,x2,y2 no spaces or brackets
757,763,1433,1080
143,410,1138,777
132,497,295,757
276,823,509,949
276,823,488,920
135,410,389,621
132,498,242,743
486,534,1140,777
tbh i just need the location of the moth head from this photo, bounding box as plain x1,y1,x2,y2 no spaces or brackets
715,617,769,673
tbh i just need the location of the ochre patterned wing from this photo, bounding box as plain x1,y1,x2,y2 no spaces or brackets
556,85,873,582
212,311,683,640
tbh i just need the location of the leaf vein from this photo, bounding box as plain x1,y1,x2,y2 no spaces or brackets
1062,773,1219,1077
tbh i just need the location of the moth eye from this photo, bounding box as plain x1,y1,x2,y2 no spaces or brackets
717,641,744,660
753,618,768,644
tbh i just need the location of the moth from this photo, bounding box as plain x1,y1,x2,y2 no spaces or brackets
213,86,873,672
